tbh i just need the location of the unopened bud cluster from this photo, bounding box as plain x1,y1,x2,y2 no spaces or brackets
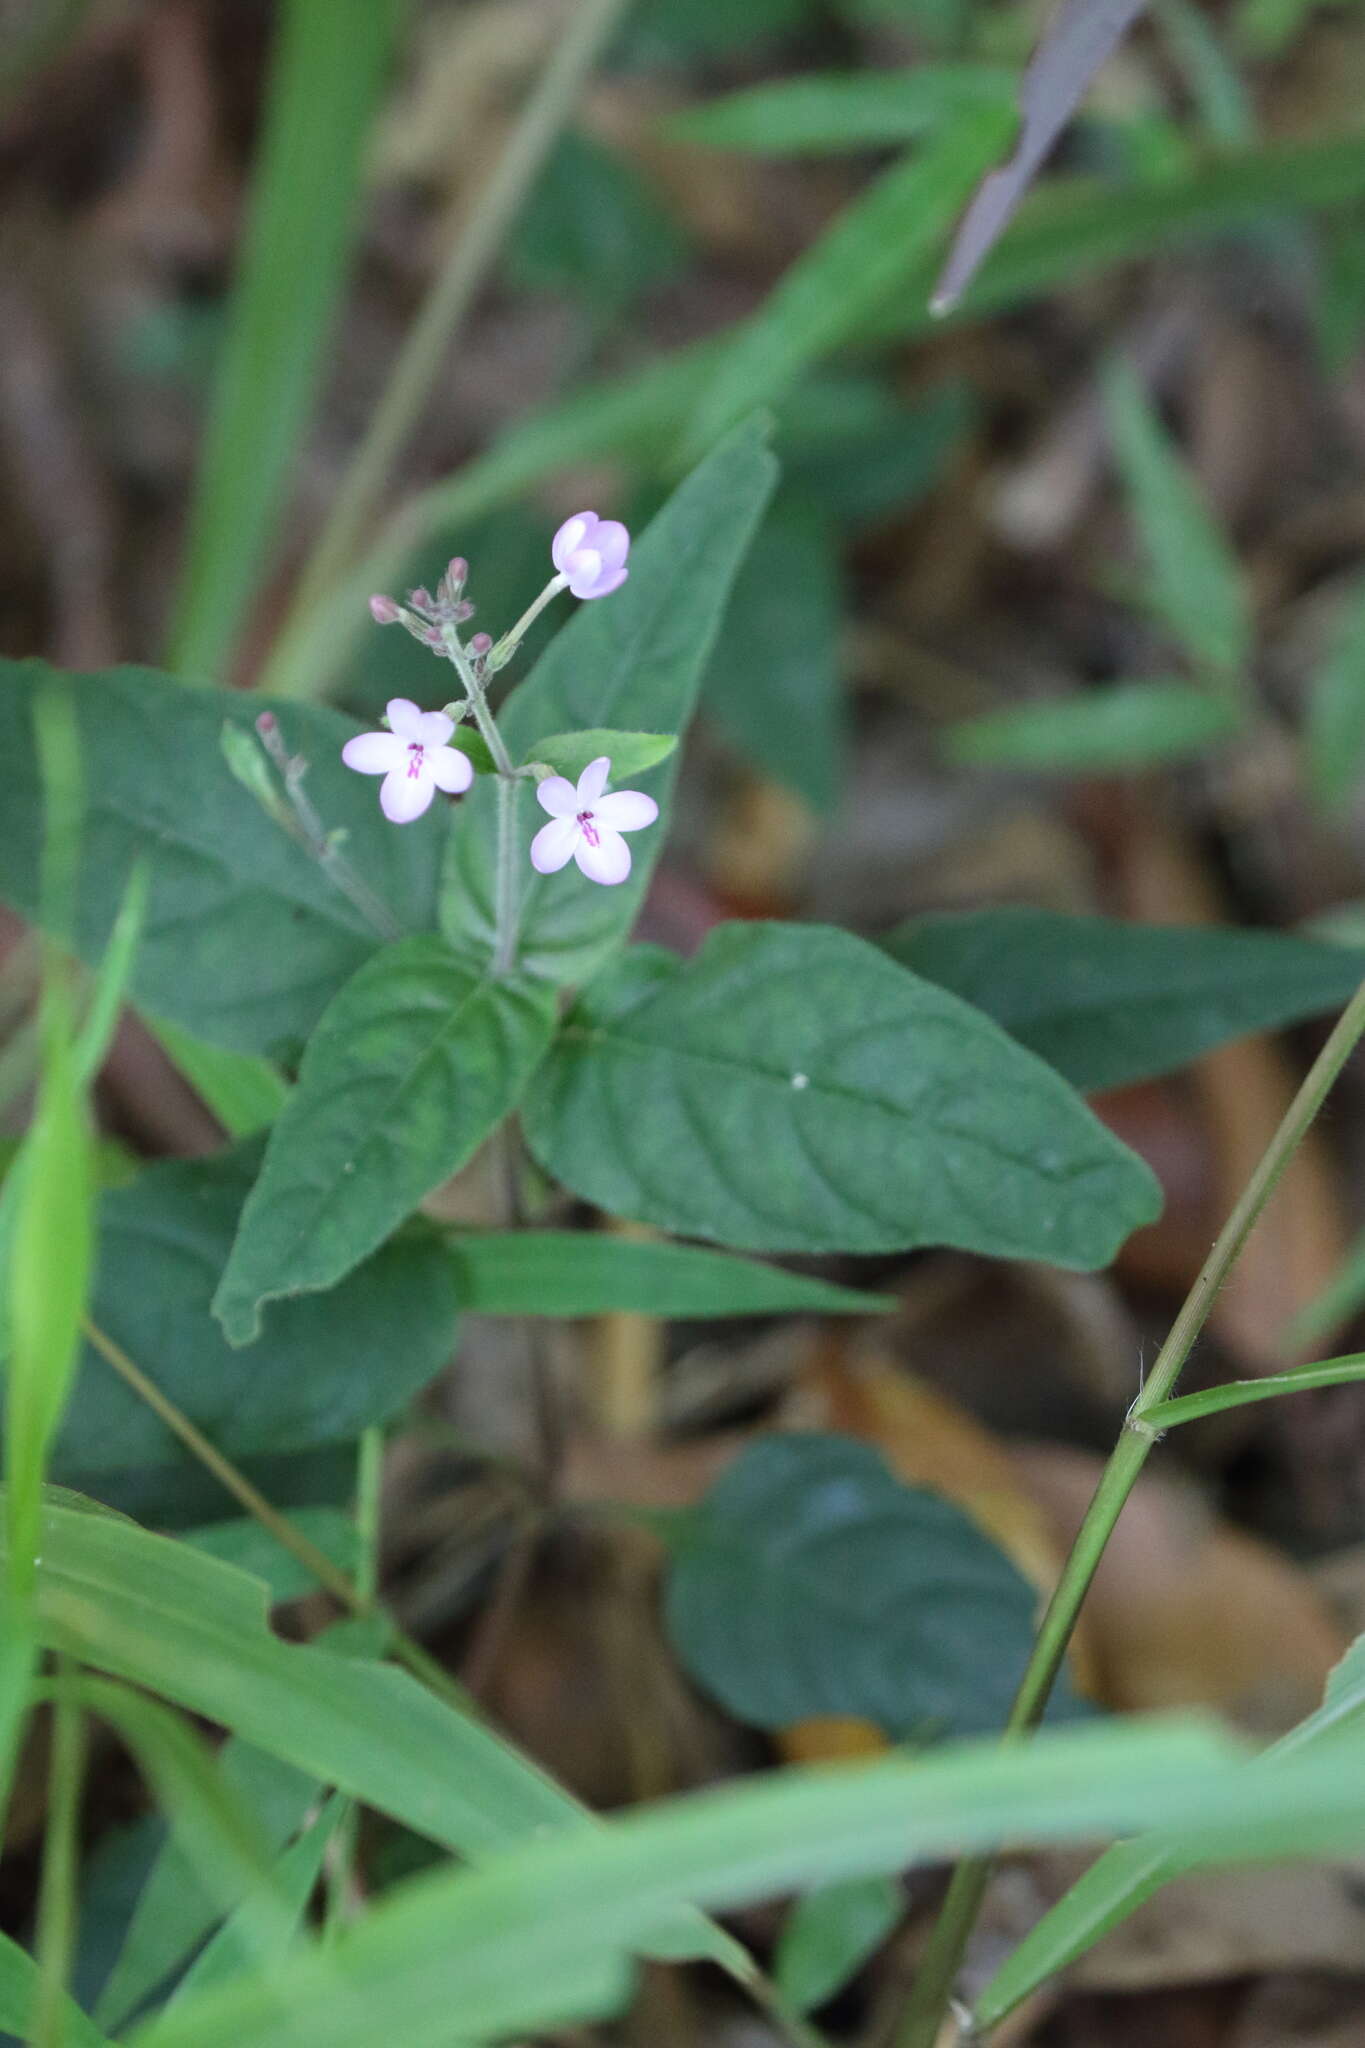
369,556,475,650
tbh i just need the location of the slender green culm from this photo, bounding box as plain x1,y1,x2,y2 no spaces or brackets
898,971,1365,2048
34,1667,86,2048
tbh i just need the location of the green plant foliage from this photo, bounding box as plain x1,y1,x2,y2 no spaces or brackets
1104,362,1252,679
774,1876,902,2015
524,923,1161,1262
213,939,555,1344
181,1511,362,1604
167,0,404,682
167,1794,347,2008
0,1930,112,2047
35,1145,458,1474
667,65,1014,153
441,418,778,984
1306,573,1365,808
703,494,846,812
508,129,687,313
885,907,1365,1093
677,103,1014,462
944,679,1243,773
971,1628,1365,2032
526,729,678,783
778,376,974,527
665,1435,1086,1737
0,663,444,1058
129,1716,1365,2048
148,1020,289,1139
1141,1352,1365,1428
447,1230,892,1317
621,0,817,58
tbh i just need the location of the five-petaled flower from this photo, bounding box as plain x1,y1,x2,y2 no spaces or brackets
552,512,630,600
530,757,658,887
341,697,473,823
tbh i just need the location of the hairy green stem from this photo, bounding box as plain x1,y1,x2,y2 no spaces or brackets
34,1662,84,2048
898,972,1365,2048
275,0,628,664
490,573,569,669
441,625,523,975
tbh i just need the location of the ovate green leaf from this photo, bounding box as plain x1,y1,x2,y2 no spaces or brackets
524,923,1161,1263
774,1876,901,2015
213,938,554,1344
448,1231,892,1318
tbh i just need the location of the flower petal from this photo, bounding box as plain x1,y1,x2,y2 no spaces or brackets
592,519,630,573
588,566,628,599
385,697,425,741
574,827,631,886
552,512,594,574
342,731,405,775
592,789,657,833
427,745,474,794
564,549,604,600
380,766,435,823
414,708,455,748
536,775,579,818
530,816,579,874
576,756,612,805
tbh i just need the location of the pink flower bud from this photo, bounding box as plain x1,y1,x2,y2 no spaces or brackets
469,632,493,657
369,594,401,625
445,556,468,592
551,511,630,601
255,711,277,736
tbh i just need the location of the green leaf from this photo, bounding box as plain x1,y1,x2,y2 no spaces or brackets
779,377,974,528
212,938,555,1344
148,1019,289,1139
39,1143,459,1476
449,726,498,776
774,1876,901,2015
0,662,444,1058
181,1511,362,1605
972,1626,1365,2034
665,1435,1085,1738
167,0,403,682
945,679,1242,773
15,1499,736,1978
1104,362,1251,679
132,1715,1365,2048
524,922,1161,1263
624,0,817,57
1143,1352,1365,1428
447,1231,893,1318
0,1930,112,2047
704,494,846,812
1306,573,1365,808
884,907,1365,1093
6,979,95,1596
677,104,1015,463
668,65,1015,153
526,729,678,783
441,419,779,985
0,1587,34,1828
169,1793,347,2006
508,129,686,312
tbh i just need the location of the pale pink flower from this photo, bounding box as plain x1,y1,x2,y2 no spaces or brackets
341,697,473,823
530,756,658,887
551,512,630,600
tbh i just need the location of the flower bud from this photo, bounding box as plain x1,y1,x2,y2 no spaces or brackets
369,594,402,625
469,631,493,657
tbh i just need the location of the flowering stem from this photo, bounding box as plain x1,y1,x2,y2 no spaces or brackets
257,715,402,941
897,969,1365,2048
489,573,568,670
440,626,523,976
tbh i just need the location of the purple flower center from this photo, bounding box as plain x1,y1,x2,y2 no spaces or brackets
577,809,600,846
407,742,425,778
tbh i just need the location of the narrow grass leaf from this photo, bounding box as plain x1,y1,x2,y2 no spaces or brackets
167,1793,347,2006
944,678,1241,773
1306,573,1365,808
667,65,1014,153
1104,361,1251,679
677,105,1013,464
0,1930,112,2048
168,0,403,682
148,1019,289,1138
775,1876,901,2015
448,1231,892,1318
1143,1354,1365,1428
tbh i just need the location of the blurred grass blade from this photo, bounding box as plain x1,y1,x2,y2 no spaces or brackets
74,861,149,1085
0,1589,35,1834
666,65,1014,153
932,0,1149,313
149,1019,288,1139
1143,1352,1365,1427
167,0,404,684
944,680,1242,773
168,1792,346,2006
676,102,1014,465
1306,573,1365,808
1104,361,1252,680
0,1929,112,2048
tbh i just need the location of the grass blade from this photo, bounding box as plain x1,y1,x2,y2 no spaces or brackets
1143,1352,1365,1427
